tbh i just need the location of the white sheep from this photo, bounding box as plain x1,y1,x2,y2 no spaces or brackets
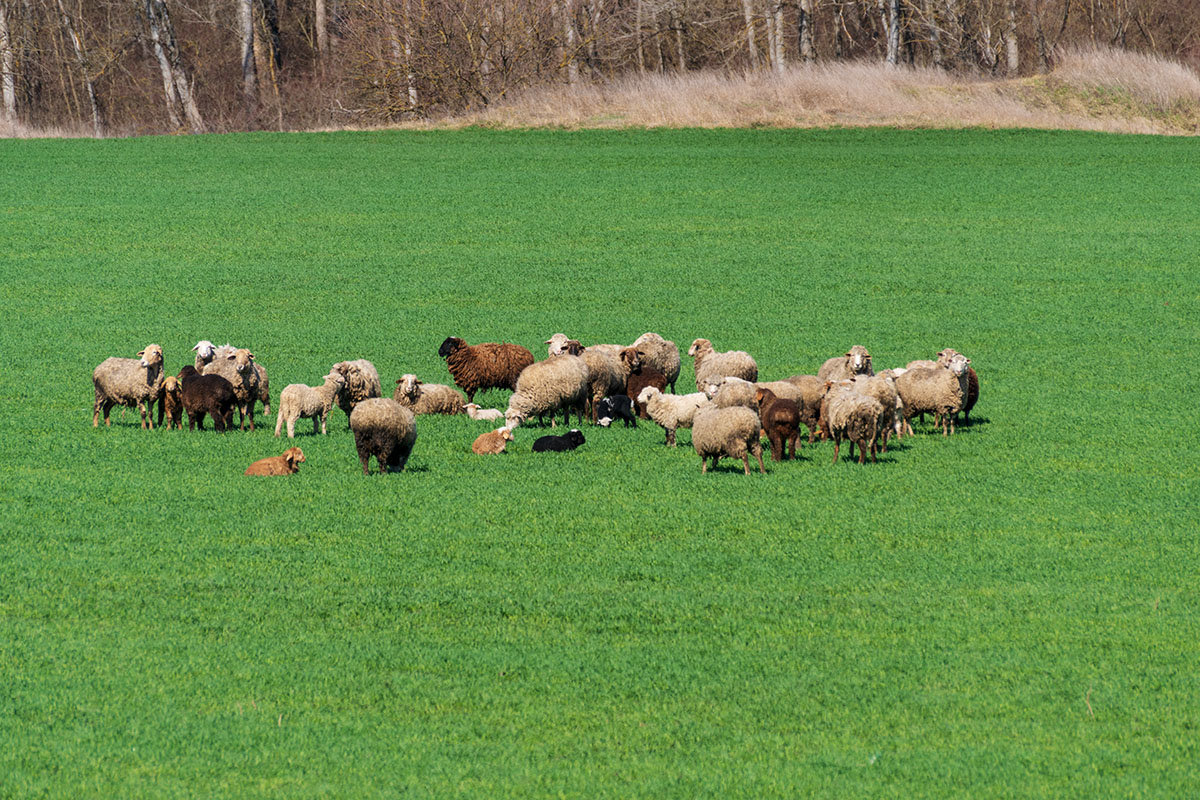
691,405,765,475
331,359,383,425
895,365,964,436
505,354,590,428
393,374,466,415
274,371,345,438
637,386,712,446
687,338,758,392
92,344,165,429
463,403,505,422
702,375,758,409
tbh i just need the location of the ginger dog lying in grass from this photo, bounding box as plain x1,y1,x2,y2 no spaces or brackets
244,447,305,476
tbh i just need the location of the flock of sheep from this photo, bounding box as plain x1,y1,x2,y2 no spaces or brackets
90,334,978,475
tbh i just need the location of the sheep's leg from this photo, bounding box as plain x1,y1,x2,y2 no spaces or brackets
320,413,328,435
832,437,840,464
700,457,707,475
246,402,255,432
360,454,372,475
313,416,320,435
753,444,765,474
138,400,151,430
274,411,283,437
742,453,751,474
666,428,676,447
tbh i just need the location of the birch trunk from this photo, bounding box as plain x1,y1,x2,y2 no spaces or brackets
763,1,776,71
672,4,686,72
772,2,785,70
886,0,900,66
740,0,758,68
798,0,814,63
924,0,941,67
563,0,578,83
834,0,845,59
237,0,256,113
1005,0,1018,73
635,0,645,73
0,0,15,123
315,0,327,56
144,0,182,129
55,0,101,136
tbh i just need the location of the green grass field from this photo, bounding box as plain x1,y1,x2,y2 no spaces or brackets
1,128,1197,797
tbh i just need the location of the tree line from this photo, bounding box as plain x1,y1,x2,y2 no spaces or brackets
1,0,1196,135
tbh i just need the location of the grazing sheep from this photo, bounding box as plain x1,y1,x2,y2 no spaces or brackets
638,386,713,446
688,338,758,392
595,395,637,428
472,426,514,454
574,343,629,423
275,371,345,438
92,344,165,429
349,398,417,475
784,374,827,444
622,347,667,418
177,366,236,432
818,345,875,382
325,359,381,426
691,406,765,475
848,373,905,450
532,429,586,452
504,353,590,429
158,375,184,430
703,375,758,409
201,345,260,431
755,387,801,461
825,385,885,464
393,374,466,415
439,337,535,402
631,332,681,393
895,366,964,436
244,447,305,476
463,403,505,422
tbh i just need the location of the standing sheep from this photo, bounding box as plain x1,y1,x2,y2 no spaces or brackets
825,386,885,464
438,337,534,402
755,387,801,461
691,406,765,475
92,344,164,429
393,374,466,415
637,387,712,446
935,349,979,423
349,398,418,475
274,371,345,438
703,375,758,409
546,336,632,422
818,345,874,382
504,353,590,429
331,359,383,425
784,374,827,444
688,338,758,392
201,345,261,431
177,366,237,432
895,366,964,436
848,373,905,450
622,347,667,418
158,375,184,430
631,332,681,393
194,341,270,416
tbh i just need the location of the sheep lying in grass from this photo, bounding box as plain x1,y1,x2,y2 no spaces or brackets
244,447,305,476
393,374,466,415
818,345,874,382
464,403,505,422
439,337,534,402
688,338,758,392
692,406,765,475
92,344,164,429
472,427,514,454
349,398,417,474
638,386,712,446
275,371,345,438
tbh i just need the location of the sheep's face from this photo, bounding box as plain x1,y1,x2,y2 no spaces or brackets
396,374,420,400
137,345,163,368
637,386,658,406
620,348,641,371
545,333,570,356
284,447,305,471
438,337,463,358
500,427,514,442
847,345,871,373
162,376,180,394
703,378,724,399
192,340,215,361
504,409,525,428
947,354,970,376
562,340,584,356
226,348,254,374
566,429,586,447
935,348,960,367
687,338,711,357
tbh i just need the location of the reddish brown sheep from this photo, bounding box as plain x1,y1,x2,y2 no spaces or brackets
158,375,184,430
755,387,801,462
244,446,305,476
621,347,667,419
472,427,514,454
438,337,535,403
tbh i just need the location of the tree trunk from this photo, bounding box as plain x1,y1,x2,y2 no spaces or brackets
635,0,645,73
261,0,282,72
1032,0,1050,72
1005,0,1018,74
55,0,101,136
798,0,814,63
924,0,941,67
741,0,758,68
834,0,845,59
672,3,686,73
772,1,784,70
315,0,327,56
144,0,181,129
763,0,776,70
886,0,900,66
563,0,578,83
0,0,16,124
144,0,204,133
238,0,256,115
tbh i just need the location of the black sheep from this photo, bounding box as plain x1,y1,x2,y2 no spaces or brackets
595,395,637,428
178,366,237,432
532,429,586,452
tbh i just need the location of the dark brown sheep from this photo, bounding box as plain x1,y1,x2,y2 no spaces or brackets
438,337,535,403
621,347,668,419
178,366,237,432
755,387,801,462
244,447,305,476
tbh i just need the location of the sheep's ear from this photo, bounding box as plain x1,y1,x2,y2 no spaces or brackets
395,378,403,385
844,351,852,357
191,343,200,351
415,379,423,385
137,350,145,357
247,352,255,360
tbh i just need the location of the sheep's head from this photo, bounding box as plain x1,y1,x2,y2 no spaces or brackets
846,345,872,374
687,338,712,358
137,344,163,368
438,337,465,358
562,340,584,356
504,409,525,428
177,365,199,383
162,376,180,394
499,427,514,442
464,403,479,414
225,348,254,374
754,387,775,407
545,333,571,356
946,353,970,376
192,340,215,362
637,386,659,406
619,347,642,371
935,348,960,367
395,374,421,400
283,447,305,471
565,429,586,447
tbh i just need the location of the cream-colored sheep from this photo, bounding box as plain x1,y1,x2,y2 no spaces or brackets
393,374,466,415
638,386,713,446
691,406,765,475
275,371,345,437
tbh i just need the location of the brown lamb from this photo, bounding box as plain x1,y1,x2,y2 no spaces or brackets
472,427,514,454
158,375,184,430
244,447,305,476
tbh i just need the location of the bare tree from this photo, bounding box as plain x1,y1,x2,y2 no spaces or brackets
143,0,204,132
0,0,15,123
1004,0,1018,72
238,0,256,113
798,0,815,62
55,0,101,135
316,0,328,56
741,0,759,67
886,0,900,65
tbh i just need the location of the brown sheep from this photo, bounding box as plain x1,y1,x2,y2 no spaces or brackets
472,427,514,454
177,366,237,432
438,337,535,403
158,375,184,430
755,387,801,462
784,374,827,443
244,446,305,476
621,347,667,419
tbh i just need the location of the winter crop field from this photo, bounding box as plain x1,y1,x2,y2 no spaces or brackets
1,128,1197,797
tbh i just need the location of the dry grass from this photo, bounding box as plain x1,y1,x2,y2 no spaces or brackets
433,45,1200,135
